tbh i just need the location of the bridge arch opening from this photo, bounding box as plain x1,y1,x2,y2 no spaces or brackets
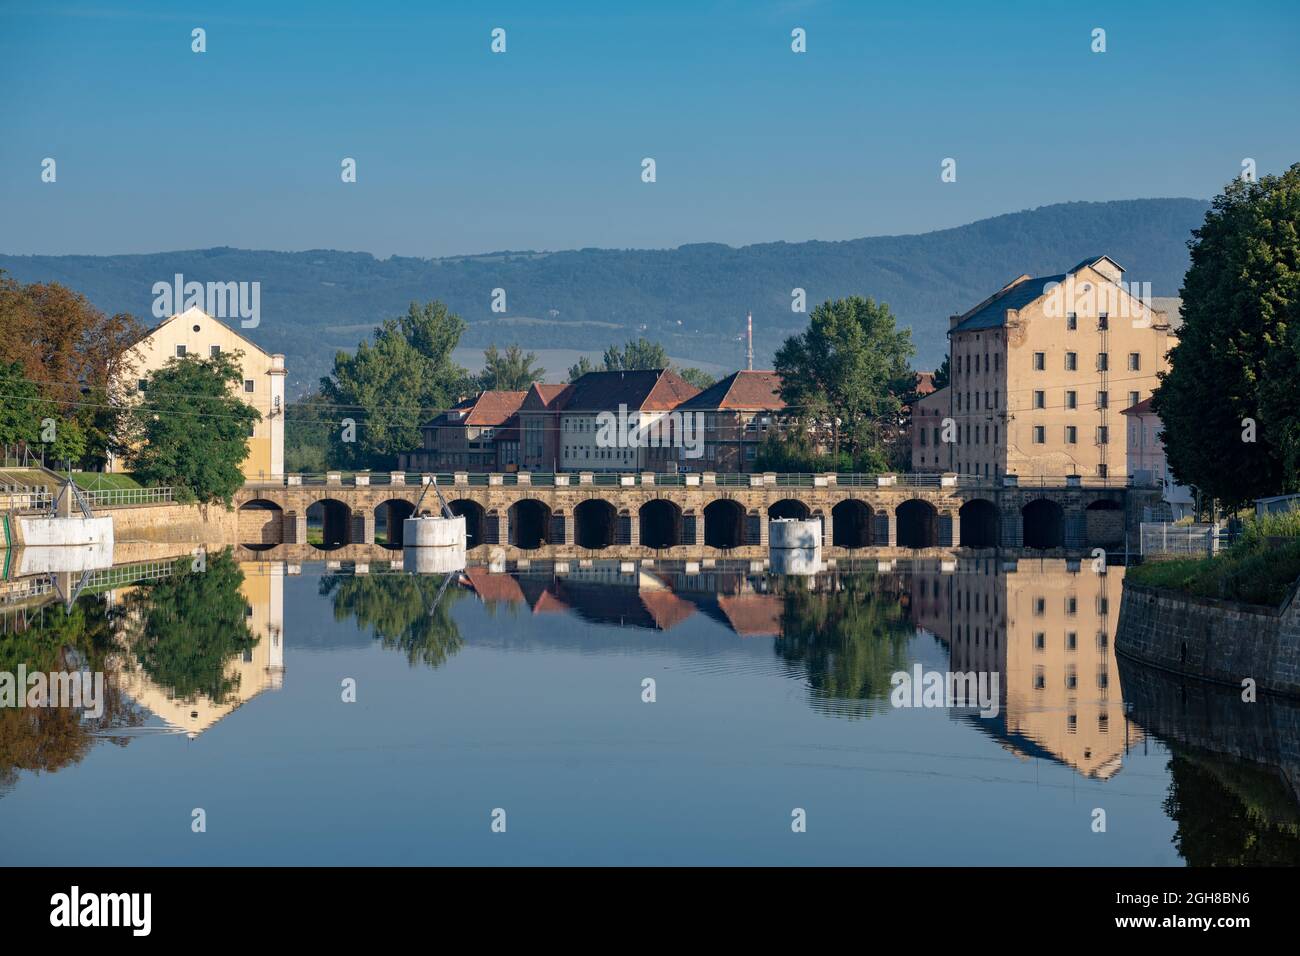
237,498,283,550
306,498,351,550
768,498,810,521
959,499,1000,548
1022,499,1065,550
639,499,682,549
832,499,873,548
1085,499,1124,550
575,498,617,549
509,499,552,550
447,499,486,547
374,498,415,549
896,499,939,549
704,499,746,549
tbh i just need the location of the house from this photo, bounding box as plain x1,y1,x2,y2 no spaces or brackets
1122,395,1195,519
517,382,572,471
557,369,699,472
945,255,1177,480
911,385,951,472
401,390,527,471
108,305,286,481
672,370,786,472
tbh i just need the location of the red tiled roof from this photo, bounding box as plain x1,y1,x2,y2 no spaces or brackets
678,370,784,411
521,382,572,411
1121,396,1155,416
462,390,527,425
915,371,936,396
640,590,696,630
717,594,783,637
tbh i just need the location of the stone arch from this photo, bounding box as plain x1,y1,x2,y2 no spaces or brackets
306,498,351,550
447,499,486,547
1022,498,1065,550
374,498,415,549
575,498,617,549
832,499,873,548
509,498,552,550
958,498,1000,548
639,499,683,549
768,498,810,520
237,498,283,549
704,498,746,549
896,498,938,549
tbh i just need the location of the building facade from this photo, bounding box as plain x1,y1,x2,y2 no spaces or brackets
517,382,572,471
1122,396,1194,519
911,385,952,472
401,390,527,471
673,370,786,472
946,256,1176,480
109,306,286,481
556,369,699,472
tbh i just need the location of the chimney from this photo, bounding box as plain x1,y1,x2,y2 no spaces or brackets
746,311,753,371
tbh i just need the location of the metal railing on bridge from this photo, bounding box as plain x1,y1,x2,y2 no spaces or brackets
81,486,176,508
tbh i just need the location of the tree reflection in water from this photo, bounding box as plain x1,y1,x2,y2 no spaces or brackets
772,573,914,718
120,549,258,704
0,596,144,797
320,572,466,668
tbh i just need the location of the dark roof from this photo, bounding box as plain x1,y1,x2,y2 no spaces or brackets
520,382,572,411
562,369,699,412
677,370,784,411
951,274,1065,333
1121,396,1155,416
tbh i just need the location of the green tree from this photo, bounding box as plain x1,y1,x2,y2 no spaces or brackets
479,343,544,391
774,296,916,469
121,550,259,704
284,389,333,473
567,356,596,382
675,366,716,389
603,337,669,371
931,355,950,391
0,361,42,449
128,353,260,504
1156,164,1300,508
321,301,474,469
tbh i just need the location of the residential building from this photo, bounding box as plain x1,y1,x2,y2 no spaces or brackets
911,385,952,471
673,370,786,472
108,305,286,481
401,390,527,471
946,255,1176,480
517,382,572,471
1122,396,1194,519
558,369,699,472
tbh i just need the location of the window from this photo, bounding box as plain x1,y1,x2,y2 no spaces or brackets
1066,632,1077,650
175,345,187,357
1034,390,1045,409
244,379,255,393
1097,352,1109,371
1034,597,1046,615
1098,463,1109,478
1065,352,1077,371
1098,313,1109,330
137,379,148,392
1033,352,1045,370
1065,425,1077,444
210,345,221,357
1034,632,1046,650
1097,391,1109,409
1128,352,1140,371
1033,425,1045,444
1129,391,1140,409
1097,426,1110,444
920,429,927,446
994,354,1000,372
1066,312,1077,330
1065,390,1077,410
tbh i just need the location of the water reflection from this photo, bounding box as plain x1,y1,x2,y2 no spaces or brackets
1,550,1298,865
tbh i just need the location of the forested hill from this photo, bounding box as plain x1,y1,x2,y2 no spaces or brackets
1,197,1208,390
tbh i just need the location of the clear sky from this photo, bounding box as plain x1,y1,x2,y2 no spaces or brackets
2,0,1297,258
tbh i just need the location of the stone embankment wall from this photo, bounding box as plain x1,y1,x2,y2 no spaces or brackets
1116,581,1300,698
106,502,238,547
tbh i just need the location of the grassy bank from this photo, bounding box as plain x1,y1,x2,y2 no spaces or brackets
1128,511,1300,607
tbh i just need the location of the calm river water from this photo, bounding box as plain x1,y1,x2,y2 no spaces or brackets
2,552,1297,865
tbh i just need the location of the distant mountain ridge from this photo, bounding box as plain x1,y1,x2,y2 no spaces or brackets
0,198,1208,392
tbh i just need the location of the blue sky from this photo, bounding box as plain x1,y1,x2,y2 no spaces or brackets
2,0,1297,258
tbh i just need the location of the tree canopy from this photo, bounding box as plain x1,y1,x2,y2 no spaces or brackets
128,352,261,504
479,344,543,391
1155,164,1300,508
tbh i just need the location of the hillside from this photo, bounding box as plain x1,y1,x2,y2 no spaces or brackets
0,198,1208,392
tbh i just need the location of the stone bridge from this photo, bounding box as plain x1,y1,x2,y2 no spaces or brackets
232,472,1159,560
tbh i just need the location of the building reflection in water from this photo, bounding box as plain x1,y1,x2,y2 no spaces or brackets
909,558,1138,780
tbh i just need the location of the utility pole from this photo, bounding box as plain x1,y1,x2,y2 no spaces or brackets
746,311,753,371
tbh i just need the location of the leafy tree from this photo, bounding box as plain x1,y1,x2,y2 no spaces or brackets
321,301,474,469
603,336,669,371
284,389,333,473
128,353,260,504
121,550,258,704
1156,164,1300,508
675,366,716,389
774,296,916,469
479,343,543,391
0,361,42,448
567,356,596,382
931,355,950,391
